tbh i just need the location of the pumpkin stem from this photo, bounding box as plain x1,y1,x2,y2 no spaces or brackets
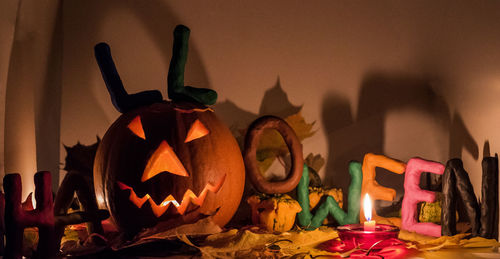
168,25,218,105
94,42,163,113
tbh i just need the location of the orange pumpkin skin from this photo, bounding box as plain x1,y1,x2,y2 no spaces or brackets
94,101,245,233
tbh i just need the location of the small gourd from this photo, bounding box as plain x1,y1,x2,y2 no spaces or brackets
247,194,301,232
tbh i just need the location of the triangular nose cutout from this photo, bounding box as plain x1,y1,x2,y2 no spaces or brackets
142,140,188,182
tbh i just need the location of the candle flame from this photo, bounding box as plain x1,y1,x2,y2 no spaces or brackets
363,193,372,221
32,193,36,209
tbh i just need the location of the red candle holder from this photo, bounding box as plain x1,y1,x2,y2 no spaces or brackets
337,224,399,250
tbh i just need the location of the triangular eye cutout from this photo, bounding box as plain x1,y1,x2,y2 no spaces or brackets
185,119,209,143
128,116,146,140
142,140,188,182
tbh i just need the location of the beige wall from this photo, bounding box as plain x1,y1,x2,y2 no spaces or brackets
61,0,500,195
2,0,500,225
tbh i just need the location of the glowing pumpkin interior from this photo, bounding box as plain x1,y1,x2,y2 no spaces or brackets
118,114,225,218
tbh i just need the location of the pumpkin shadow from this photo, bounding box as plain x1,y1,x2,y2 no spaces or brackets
321,72,479,216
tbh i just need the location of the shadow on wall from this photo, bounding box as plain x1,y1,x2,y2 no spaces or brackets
321,72,479,208
60,0,211,181
215,77,302,144
216,72,480,224
215,78,303,227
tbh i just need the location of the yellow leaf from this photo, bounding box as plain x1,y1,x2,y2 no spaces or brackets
258,156,278,175
285,112,316,141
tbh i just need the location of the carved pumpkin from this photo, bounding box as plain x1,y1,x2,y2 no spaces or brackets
93,25,245,235
94,101,244,233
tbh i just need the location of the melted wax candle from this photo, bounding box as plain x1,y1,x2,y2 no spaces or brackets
364,193,376,231
337,193,399,250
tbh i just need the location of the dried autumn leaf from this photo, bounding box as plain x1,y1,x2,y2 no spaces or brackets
257,151,278,175
286,112,315,141
305,153,325,173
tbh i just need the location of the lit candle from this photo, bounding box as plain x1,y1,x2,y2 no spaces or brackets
363,193,376,231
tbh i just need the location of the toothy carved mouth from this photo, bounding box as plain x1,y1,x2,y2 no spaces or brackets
117,174,226,217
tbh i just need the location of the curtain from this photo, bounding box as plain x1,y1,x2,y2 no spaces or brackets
0,0,20,181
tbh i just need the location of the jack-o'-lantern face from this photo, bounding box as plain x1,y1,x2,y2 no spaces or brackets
93,25,245,236
94,102,245,234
